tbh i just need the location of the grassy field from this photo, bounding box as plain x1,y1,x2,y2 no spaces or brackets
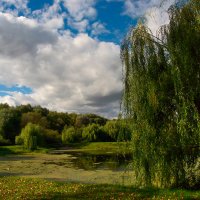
0,145,52,156
0,142,132,156
60,142,132,154
0,177,199,200
79,142,131,152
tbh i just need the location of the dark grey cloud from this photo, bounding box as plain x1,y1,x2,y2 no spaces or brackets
86,91,122,107
0,15,57,57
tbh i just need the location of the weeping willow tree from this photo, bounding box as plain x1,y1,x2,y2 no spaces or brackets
121,0,200,188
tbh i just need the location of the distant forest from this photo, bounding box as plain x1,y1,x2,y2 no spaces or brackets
0,103,131,148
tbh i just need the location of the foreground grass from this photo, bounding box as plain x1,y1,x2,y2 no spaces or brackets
0,177,199,200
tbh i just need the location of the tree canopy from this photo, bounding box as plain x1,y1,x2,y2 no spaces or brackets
0,103,125,146
121,0,200,188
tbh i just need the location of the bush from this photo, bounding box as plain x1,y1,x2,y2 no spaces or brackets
43,129,61,146
15,135,24,145
0,135,11,146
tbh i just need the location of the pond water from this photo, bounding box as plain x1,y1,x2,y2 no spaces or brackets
0,150,134,185
48,151,133,171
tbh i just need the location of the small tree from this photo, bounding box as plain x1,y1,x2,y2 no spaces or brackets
62,127,77,144
82,124,102,142
103,120,119,141
19,123,42,150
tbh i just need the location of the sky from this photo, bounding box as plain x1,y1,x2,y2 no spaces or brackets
0,0,176,118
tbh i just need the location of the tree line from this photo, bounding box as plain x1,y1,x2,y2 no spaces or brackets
0,103,131,148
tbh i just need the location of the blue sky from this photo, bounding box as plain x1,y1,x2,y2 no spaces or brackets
0,0,175,117
27,0,137,43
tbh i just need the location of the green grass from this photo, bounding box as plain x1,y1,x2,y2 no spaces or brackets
0,177,199,200
66,142,132,154
0,145,52,156
0,142,131,156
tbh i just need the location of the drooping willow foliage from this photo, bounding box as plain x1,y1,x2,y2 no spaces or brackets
121,0,200,188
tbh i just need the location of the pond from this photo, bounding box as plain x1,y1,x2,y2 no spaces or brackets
48,150,132,171
0,150,135,185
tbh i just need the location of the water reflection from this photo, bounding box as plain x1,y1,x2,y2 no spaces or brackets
50,151,132,171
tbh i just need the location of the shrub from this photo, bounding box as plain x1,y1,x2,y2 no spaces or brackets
43,129,61,146
15,135,24,145
0,135,11,146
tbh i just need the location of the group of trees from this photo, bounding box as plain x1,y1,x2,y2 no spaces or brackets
121,0,199,188
62,119,131,144
0,103,131,150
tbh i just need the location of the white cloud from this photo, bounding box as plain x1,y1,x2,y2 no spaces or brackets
145,0,176,35
31,0,65,30
0,95,17,106
67,18,89,32
123,0,176,35
91,22,109,36
0,0,29,15
123,0,158,19
0,12,121,118
0,0,65,30
63,0,96,21
26,0,98,33
63,0,97,32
